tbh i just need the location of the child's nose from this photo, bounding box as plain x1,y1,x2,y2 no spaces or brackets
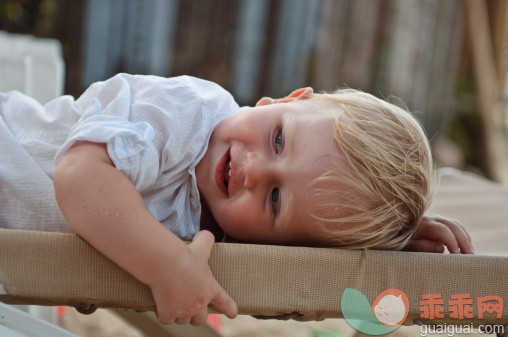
243,152,267,189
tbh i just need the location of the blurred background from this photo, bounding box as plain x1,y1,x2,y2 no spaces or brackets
1,1,507,336
1,0,507,184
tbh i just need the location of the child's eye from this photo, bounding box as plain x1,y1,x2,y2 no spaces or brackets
270,188,280,215
273,128,284,154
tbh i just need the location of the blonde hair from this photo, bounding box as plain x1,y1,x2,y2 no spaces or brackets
303,89,435,250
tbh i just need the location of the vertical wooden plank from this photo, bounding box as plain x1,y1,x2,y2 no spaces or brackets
125,0,155,74
232,0,269,105
492,0,508,88
373,0,397,96
381,0,422,102
106,0,126,75
492,0,508,138
295,0,323,89
465,0,498,118
257,0,282,98
339,0,382,91
124,0,140,73
172,0,212,78
311,0,350,91
465,0,499,178
266,0,297,96
81,0,111,87
206,0,239,88
148,0,177,76
171,0,238,87
424,0,462,137
408,0,439,115
54,0,85,95
369,0,392,94
267,0,323,96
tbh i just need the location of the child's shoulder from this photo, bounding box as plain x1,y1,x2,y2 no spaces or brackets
86,73,238,114
164,75,237,109
170,75,230,95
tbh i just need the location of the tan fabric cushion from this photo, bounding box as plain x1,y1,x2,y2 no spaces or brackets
0,170,507,327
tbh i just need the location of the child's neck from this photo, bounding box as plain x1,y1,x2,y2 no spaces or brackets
200,201,224,242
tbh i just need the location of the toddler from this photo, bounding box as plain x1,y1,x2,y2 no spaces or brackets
0,74,473,325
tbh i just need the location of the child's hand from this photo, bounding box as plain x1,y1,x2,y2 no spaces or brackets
404,215,474,254
149,230,238,325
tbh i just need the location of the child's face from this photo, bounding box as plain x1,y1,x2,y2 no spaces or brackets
196,90,342,245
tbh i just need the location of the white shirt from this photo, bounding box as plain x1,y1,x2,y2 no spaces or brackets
0,74,239,240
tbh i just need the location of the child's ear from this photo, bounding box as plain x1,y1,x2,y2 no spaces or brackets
286,87,313,100
274,87,314,104
254,87,313,107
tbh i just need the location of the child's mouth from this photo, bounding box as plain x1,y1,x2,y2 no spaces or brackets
223,157,231,188
214,148,231,195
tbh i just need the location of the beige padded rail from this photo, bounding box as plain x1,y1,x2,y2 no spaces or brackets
0,229,507,326
0,170,507,327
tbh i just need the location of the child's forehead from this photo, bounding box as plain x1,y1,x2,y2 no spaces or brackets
290,108,338,148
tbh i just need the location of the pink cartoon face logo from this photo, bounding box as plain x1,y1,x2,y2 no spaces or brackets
372,289,410,326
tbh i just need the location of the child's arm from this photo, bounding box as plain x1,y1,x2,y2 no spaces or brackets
404,215,474,254
53,141,238,325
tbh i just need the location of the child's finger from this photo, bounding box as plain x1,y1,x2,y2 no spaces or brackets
436,218,474,254
190,309,209,326
454,220,472,243
210,282,238,319
451,220,474,254
404,239,444,253
451,219,473,247
417,221,460,254
155,312,175,325
190,230,215,256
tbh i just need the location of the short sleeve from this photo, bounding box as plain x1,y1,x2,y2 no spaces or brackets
54,74,161,192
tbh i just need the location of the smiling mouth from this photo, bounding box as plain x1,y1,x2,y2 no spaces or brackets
215,148,231,195
224,156,232,189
